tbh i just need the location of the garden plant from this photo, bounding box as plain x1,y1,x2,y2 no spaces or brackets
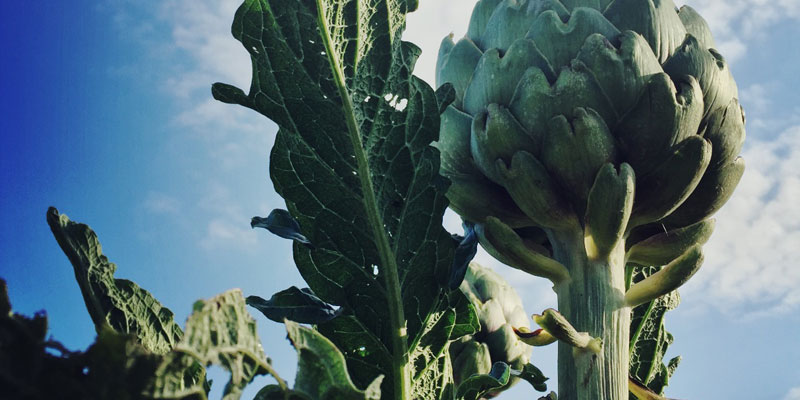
0,0,745,399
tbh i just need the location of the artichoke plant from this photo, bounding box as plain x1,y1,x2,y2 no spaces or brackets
450,262,531,397
435,0,745,398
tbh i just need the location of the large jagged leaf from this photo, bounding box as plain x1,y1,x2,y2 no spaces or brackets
213,0,464,398
1,279,86,399
627,265,681,397
176,290,271,400
288,320,383,400
0,279,205,400
46,207,183,354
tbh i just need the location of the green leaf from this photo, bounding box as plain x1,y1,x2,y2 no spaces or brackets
514,363,549,392
177,289,271,400
449,222,479,290
247,287,338,324
46,207,183,354
251,209,313,247
285,320,383,400
456,361,511,400
253,385,313,400
1,279,204,400
627,265,681,397
214,1,461,398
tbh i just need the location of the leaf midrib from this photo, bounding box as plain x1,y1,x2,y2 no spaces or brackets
315,2,410,399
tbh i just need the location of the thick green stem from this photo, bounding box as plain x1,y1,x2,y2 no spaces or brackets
548,228,629,400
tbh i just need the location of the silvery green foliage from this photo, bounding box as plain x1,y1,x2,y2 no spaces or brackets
39,208,380,400
627,265,682,398
213,0,480,398
450,262,531,396
436,0,744,239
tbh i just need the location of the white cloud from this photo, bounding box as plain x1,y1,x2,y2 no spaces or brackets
201,218,258,250
143,192,181,215
677,0,800,63
160,0,252,95
157,0,272,169
785,387,800,400
680,123,800,315
196,182,263,251
404,1,475,85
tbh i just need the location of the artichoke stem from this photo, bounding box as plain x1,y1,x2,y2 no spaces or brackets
547,228,630,400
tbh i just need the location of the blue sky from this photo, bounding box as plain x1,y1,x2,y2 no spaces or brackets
1,1,799,399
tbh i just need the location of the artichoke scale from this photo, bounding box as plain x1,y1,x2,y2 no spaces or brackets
630,135,712,227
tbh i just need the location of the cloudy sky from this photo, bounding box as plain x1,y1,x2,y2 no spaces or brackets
2,0,799,398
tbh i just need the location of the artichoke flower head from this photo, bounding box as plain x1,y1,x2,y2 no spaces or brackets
436,0,745,247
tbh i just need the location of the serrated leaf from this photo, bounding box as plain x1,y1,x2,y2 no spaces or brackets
285,320,383,400
213,1,461,398
456,361,511,400
627,265,681,397
1,280,207,400
46,207,183,354
247,287,338,324
176,289,270,400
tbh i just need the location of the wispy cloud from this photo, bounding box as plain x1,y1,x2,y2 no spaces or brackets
196,181,263,251
675,0,800,63
143,191,181,215
680,122,800,315
785,386,800,400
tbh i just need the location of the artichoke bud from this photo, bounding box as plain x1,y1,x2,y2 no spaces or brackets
541,107,617,210
471,104,538,183
575,31,662,116
467,0,504,42
604,0,687,63
451,339,493,387
631,136,711,227
677,6,716,49
496,151,577,229
437,37,483,109
625,245,704,307
476,217,570,284
437,105,475,177
480,0,538,51
436,0,745,269
626,219,715,266
533,308,602,354
514,326,557,347
662,156,745,228
465,39,554,116
509,63,617,140
616,73,704,176
663,34,739,119
702,98,746,168
486,323,528,368
584,163,635,260
436,105,533,228
527,8,620,70
452,262,532,394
